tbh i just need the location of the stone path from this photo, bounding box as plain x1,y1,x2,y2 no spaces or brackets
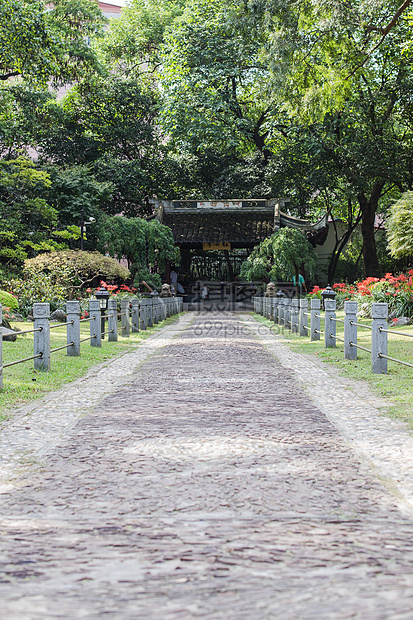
1,312,413,618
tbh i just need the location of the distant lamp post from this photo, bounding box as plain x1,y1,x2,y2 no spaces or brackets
95,287,110,338
80,209,96,251
276,289,286,299
321,285,336,310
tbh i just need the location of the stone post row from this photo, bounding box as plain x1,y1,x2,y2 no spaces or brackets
252,293,391,376
0,294,181,389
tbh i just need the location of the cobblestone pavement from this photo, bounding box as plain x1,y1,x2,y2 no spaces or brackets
1,312,413,618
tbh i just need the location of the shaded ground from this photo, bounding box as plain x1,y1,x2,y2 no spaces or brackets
0,313,413,619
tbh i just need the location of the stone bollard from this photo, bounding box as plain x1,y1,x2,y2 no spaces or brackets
147,299,153,327
371,302,388,374
131,299,140,332
278,298,284,327
108,298,118,342
285,298,292,331
66,301,81,356
344,300,357,360
89,299,101,347
152,298,159,325
324,299,336,348
291,299,299,334
121,299,130,337
151,298,158,325
33,302,51,370
310,298,321,341
140,298,148,330
265,297,270,319
0,304,3,390
160,299,167,321
299,298,308,337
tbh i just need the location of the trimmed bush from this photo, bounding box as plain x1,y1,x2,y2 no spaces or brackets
0,290,19,310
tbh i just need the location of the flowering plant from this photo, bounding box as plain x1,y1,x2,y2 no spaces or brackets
309,270,413,317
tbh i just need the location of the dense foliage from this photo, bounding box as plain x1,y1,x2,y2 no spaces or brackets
1,0,413,297
240,228,317,282
387,192,413,259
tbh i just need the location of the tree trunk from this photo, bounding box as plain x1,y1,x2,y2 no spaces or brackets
327,209,362,283
357,182,383,277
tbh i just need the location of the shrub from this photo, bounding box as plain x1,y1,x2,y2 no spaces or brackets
133,268,162,293
0,290,19,310
5,274,67,317
24,250,130,299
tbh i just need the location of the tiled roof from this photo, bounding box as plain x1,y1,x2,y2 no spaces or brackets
162,211,275,246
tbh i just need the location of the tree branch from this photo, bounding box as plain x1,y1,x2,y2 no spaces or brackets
347,0,413,78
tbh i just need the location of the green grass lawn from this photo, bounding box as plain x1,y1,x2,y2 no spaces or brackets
0,315,181,421
252,311,413,426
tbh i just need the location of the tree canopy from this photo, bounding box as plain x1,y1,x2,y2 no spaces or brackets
240,228,317,282
1,0,412,284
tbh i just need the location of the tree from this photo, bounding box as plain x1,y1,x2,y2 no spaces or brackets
45,164,113,232
0,157,79,273
97,215,179,282
240,228,317,283
256,0,413,276
0,0,106,84
160,0,274,162
36,78,180,216
387,191,413,260
99,0,185,79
